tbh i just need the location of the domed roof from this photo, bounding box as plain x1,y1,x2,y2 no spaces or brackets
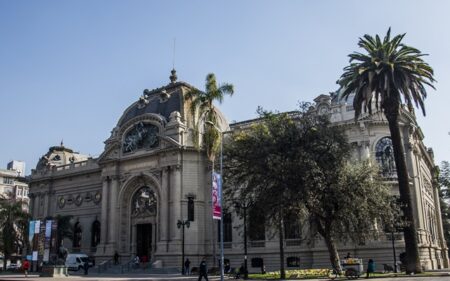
35,143,90,171
117,82,186,127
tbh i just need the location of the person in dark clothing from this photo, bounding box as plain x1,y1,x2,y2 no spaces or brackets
236,264,245,279
83,260,89,275
198,259,208,281
366,259,375,278
114,251,119,265
184,258,191,275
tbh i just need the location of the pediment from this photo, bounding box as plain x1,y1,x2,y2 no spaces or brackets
98,145,120,163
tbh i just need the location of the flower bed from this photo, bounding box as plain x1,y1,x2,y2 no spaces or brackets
250,268,331,279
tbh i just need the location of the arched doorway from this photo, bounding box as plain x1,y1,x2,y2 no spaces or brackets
130,186,157,260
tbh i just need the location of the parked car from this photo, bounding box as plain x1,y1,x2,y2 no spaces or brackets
65,254,92,271
7,263,19,271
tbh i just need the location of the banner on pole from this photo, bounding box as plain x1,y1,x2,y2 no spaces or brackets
29,220,35,246
212,172,222,220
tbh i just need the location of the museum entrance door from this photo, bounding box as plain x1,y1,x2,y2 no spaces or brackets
136,223,152,260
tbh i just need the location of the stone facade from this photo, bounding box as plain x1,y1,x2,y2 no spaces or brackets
0,161,29,211
29,76,448,272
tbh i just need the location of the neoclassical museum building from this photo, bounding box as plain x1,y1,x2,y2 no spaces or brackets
29,72,449,271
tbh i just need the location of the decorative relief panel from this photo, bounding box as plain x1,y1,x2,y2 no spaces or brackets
131,186,157,217
56,191,101,208
122,122,159,153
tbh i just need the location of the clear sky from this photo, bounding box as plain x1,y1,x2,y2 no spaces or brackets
1,0,449,174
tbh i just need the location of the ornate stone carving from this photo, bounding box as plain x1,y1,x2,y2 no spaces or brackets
103,148,119,160
131,186,157,217
122,122,159,153
58,196,66,208
93,191,101,204
75,194,83,206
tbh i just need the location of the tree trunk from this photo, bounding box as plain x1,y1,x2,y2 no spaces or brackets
384,103,422,273
324,233,341,273
317,221,341,272
278,218,286,279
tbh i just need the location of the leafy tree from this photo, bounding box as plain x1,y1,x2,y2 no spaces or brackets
305,161,395,272
185,73,234,163
224,104,397,274
337,28,435,273
438,161,450,255
0,199,30,270
54,214,73,250
224,109,313,279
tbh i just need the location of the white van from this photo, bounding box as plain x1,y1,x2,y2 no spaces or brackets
65,253,92,271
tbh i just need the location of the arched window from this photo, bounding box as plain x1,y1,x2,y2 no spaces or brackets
73,222,82,248
375,137,396,177
132,186,157,217
122,122,159,153
188,197,194,221
284,211,302,239
91,219,101,247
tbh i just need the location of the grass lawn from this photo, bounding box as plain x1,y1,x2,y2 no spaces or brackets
247,269,438,280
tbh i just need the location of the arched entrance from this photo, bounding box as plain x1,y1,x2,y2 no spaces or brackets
130,186,157,260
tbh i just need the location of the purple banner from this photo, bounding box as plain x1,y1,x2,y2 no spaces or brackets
212,172,222,220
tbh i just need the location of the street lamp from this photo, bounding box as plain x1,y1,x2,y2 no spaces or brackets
205,120,225,281
177,219,190,275
234,199,253,280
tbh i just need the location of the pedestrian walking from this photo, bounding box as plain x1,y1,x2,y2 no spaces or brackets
22,259,30,277
366,259,375,278
83,260,89,275
133,255,140,269
198,258,208,281
184,258,191,275
114,251,119,265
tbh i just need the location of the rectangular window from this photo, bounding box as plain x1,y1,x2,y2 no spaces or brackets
216,213,233,242
3,177,13,184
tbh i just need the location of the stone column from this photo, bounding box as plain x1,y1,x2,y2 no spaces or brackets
171,165,181,240
28,193,36,218
160,167,169,241
43,191,49,216
100,177,109,245
433,184,449,267
108,176,119,245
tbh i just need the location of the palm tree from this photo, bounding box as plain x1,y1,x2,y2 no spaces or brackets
0,199,30,270
337,28,435,273
185,73,234,163
54,214,74,251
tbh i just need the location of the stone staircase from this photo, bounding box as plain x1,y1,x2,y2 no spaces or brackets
94,260,180,275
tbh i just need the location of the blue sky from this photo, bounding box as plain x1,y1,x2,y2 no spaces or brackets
1,0,449,174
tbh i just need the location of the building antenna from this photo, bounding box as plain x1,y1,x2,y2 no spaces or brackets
172,37,176,69
170,38,178,83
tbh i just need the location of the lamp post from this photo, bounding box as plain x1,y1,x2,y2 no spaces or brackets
206,121,225,281
234,200,252,280
177,219,190,275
